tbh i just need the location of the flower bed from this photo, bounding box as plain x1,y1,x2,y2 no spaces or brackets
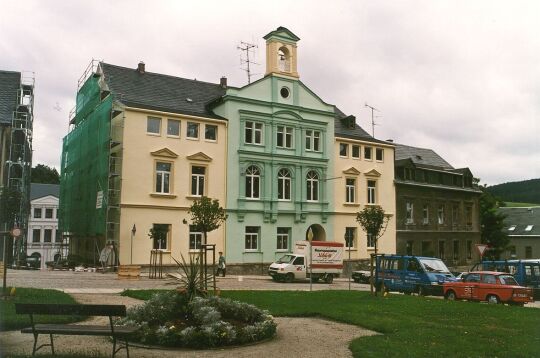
120,291,276,348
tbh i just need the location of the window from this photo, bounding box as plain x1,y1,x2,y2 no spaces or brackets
147,117,161,134
467,240,472,260
525,225,534,232
345,227,356,248
167,119,180,136
367,180,376,204
32,229,41,243
352,145,360,159
45,208,53,219
155,162,171,194
277,227,289,251
406,241,414,255
189,225,202,250
191,166,205,196
186,122,199,139
245,121,263,145
245,165,261,199
205,124,217,141
34,208,42,218
482,274,496,284
452,204,459,225
345,178,355,203
404,168,414,180
364,146,372,160
44,229,52,243
55,232,62,242
465,205,473,226
406,202,414,224
367,233,376,249
453,240,459,261
277,169,291,201
245,226,259,250
525,246,533,259
339,143,348,157
376,148,384,161
438,241,445,259
508,225,516,231
509,245,516,257
151,224,169,250
421,241,431,256
305,130,321,151
306,171,319,202
438,205,445,224
277,126,293,148
280,86,290,98
422,205,429,225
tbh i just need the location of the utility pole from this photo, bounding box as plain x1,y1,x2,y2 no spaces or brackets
237,41,258,84
365,103,379,137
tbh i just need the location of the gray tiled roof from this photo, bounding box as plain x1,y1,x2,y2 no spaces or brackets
394,143,453,169
0,70,20,124
498,207,540,236
100,63,226,119
30,183,60,200
333,107,390,144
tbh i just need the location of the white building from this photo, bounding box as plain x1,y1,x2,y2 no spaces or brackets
26,183,63,269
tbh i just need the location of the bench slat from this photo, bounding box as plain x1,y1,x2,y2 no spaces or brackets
15,303,127,316
21,324,137,336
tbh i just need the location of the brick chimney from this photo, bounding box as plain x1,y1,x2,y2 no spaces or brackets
220,76,227,88
137,61,145,74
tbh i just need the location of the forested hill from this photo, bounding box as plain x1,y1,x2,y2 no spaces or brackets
486,178,540,204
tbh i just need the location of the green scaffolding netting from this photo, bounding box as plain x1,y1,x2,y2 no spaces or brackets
59,75,111,238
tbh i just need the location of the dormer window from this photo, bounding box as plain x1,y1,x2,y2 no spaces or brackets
508,225,516,231
525,225,534,231
278,47,290,72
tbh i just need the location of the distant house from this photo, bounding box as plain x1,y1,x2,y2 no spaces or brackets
26,183,64,269
498,207,540,259
394,143,482,269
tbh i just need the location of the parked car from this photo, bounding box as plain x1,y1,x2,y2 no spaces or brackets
352,270,371,284
443,271,534,306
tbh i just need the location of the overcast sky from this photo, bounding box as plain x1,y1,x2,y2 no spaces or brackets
1,0,539,186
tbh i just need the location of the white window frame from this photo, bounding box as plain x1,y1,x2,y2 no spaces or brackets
33,208,42,218
364,146,373,160
167,119,180,137
367,233,376,249
44,229,53,243
277,227,289,251
367,180,376,204
245,121,263,145
305,130,321,152
155,161,172,194
339,143,349,157
438,205,445,224
422,205,429,225
345,227,356,248
406,202,414,224
306,171,319,202
352,145,361,159
277,168,291,201
147,117,161,135
186,122,199,139
245,165,261,199
277,125,293,149
245,226,259,251
189,225,202,251
32,228,41,243
345,178,355,203
376,148,384,162
205,124,217,141
191,166,206,197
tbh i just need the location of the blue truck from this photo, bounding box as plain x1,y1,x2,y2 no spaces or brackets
470,259,540,299
374,254,456,296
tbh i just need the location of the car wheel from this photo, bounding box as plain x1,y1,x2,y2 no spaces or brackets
325,274,334,284
487,295,500,304
285,273,294,283
445,290,457,301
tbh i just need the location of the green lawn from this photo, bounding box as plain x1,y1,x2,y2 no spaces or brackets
123,289,540,357
504,202,540,207
0,288,81,331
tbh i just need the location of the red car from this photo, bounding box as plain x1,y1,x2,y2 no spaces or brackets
443,271,533,306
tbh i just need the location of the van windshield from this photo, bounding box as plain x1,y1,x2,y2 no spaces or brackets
419,258,450,273
276,255,295,264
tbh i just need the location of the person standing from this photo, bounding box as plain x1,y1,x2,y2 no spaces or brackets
217,251,226,277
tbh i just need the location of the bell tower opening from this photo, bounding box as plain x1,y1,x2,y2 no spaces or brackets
306,224,326,242
263,26,300,78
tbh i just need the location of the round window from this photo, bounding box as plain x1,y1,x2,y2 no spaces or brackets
280,87,290,99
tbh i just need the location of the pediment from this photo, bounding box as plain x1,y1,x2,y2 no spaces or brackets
151,148,178,158
364,169,382,177
186,152,213,162
342,167,361,175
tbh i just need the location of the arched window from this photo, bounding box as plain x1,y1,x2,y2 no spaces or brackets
306,170,319,202
278,47,290,72
277,169,291,201
245,165,260,199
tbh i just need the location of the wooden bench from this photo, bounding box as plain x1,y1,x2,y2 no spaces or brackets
15,303,137,357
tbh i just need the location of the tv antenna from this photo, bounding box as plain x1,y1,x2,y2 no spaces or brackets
365,103,380,137
237,41,259,84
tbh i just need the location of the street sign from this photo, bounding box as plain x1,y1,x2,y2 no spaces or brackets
476,244,489,257
10,228,21,237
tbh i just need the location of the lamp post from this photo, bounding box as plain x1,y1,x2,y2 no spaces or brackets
130,224,136,264
307,227,313,292
345,230,352,291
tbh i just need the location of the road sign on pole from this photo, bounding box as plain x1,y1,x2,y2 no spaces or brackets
476,244,489,258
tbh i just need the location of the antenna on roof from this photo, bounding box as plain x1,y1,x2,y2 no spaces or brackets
237,41,259,84
365,103,380,137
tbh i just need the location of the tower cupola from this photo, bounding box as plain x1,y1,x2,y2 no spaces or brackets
263,27,300,78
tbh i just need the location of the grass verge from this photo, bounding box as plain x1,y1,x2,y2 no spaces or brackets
123,289,540,357
0,288,80,331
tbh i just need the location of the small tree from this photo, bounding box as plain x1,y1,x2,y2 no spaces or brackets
356,205,389,295
480,188,509,260
188,197,227,290
31,164,60,184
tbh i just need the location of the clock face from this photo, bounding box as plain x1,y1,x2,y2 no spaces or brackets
11,228,22,237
